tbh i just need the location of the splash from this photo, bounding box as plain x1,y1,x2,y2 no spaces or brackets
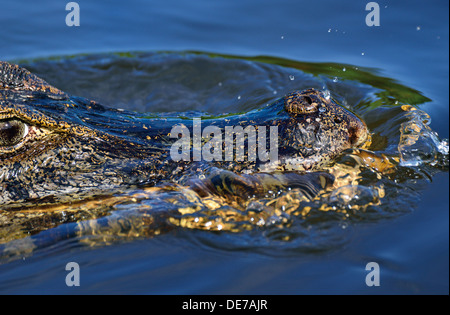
398,105,449,168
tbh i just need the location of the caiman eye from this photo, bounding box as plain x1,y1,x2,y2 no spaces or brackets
0,117,59,158
0,119,29,148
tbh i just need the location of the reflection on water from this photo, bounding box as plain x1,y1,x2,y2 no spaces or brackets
0,52,448,261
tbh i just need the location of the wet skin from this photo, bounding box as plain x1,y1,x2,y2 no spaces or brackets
0,61,369,210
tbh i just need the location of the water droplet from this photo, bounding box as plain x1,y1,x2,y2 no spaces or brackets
323,89,331,100
218,82,222,87
319,107,326,113
237,95,241,100
281,35,284,39
333,77,338,82
342,67,346,72
416,26,421,31
273,90,278,95
328,28,331,33
289,75,295,81
361,52,365,56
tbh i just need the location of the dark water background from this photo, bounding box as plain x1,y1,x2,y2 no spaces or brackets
0,0,448,294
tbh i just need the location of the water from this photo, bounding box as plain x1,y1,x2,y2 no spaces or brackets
0,0,448,294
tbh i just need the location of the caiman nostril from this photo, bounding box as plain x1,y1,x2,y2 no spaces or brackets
349,124,368,148
348,127,358,145
285,90,320,115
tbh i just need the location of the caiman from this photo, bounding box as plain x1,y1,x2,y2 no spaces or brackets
0,60,372,243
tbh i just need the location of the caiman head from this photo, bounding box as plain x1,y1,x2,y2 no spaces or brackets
0,61,172,210
276,89,369,171
0,61,369,210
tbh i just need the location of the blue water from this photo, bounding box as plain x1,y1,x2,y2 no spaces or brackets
0,0,448,294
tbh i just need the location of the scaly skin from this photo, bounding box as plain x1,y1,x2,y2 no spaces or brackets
0,61,369,211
